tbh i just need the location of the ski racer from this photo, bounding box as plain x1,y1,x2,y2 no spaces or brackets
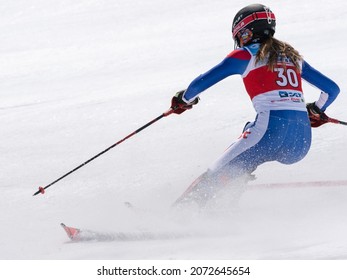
171,4,340,206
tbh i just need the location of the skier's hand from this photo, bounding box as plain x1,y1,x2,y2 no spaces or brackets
171,90,199,114
306,102,329,127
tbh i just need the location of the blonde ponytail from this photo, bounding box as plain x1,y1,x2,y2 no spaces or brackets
255,37,302,72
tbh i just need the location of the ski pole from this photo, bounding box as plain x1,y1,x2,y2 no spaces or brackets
33,108,175,196
327,117,347,126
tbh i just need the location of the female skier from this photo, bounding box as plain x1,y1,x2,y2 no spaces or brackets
171,4,340,206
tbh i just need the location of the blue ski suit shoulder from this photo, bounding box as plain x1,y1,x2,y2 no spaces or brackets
183,48,251,102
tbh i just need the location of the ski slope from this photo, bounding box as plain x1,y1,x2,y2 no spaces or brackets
1,0,347,263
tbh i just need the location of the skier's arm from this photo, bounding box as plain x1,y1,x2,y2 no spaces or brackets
301,60,340,111
182,49,251,103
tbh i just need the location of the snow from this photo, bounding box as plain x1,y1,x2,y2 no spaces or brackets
1,0,347,271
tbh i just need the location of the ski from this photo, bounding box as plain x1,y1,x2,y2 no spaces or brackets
61,223,81,240
60,223,189,242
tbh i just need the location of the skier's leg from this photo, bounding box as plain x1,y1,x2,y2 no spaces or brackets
174,113,270,207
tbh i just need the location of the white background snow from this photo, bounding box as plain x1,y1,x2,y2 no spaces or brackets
1,0,347,277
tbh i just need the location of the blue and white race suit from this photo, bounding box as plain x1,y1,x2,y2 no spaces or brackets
182,43,340,181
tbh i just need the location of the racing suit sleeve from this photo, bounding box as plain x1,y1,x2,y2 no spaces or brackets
182,49,251,103
301,60,340,111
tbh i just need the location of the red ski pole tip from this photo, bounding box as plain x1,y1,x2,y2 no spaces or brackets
38,187,45,194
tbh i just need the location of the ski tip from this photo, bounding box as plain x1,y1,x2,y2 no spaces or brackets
61,223,81,240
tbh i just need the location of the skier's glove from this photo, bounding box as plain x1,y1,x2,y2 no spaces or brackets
306,102,329,128
171,90,199,114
